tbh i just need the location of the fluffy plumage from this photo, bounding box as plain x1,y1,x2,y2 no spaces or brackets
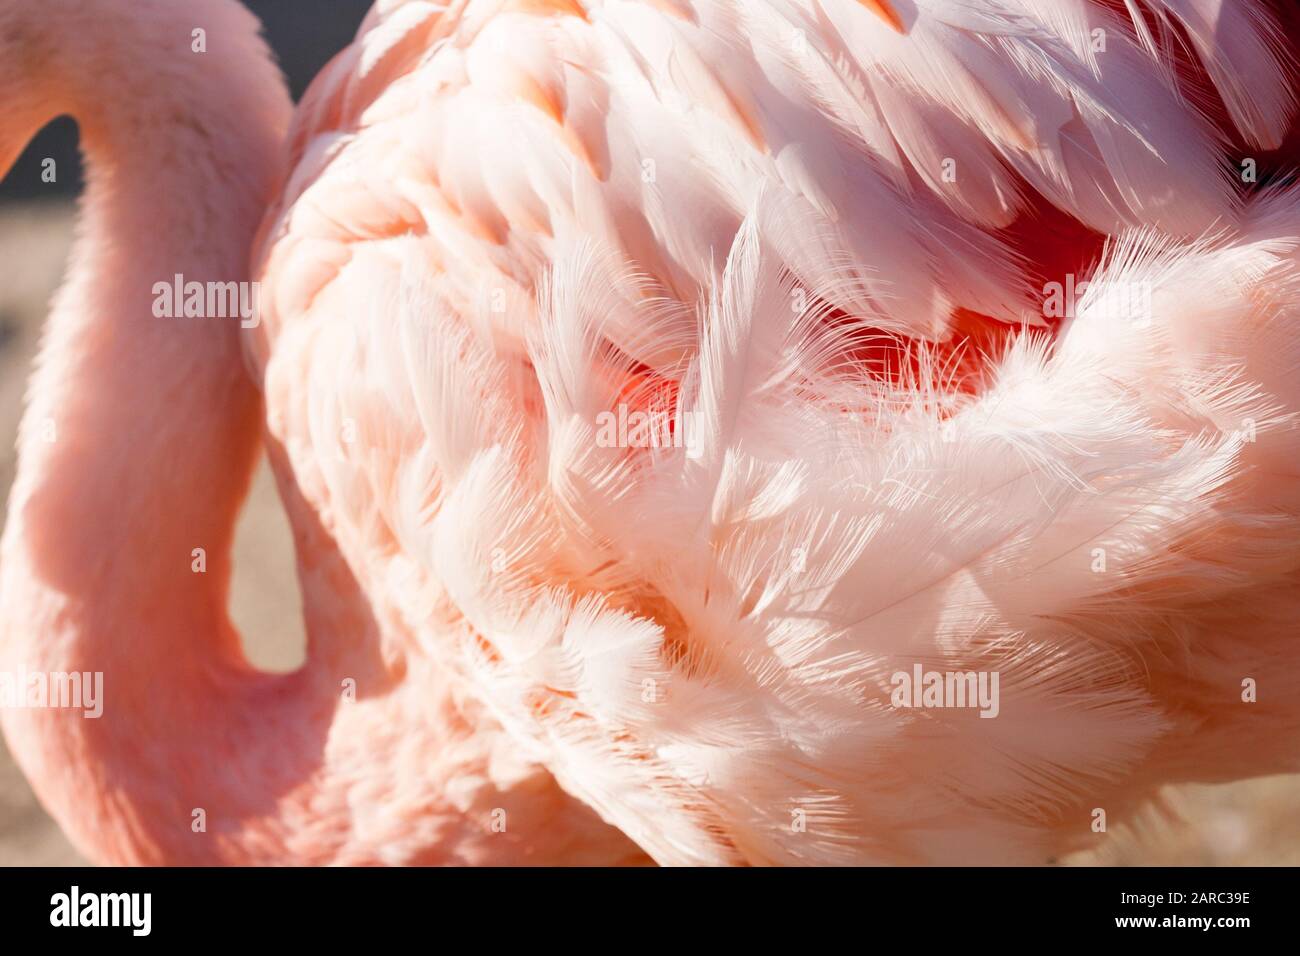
4,0,1300,865
249,0,1300,863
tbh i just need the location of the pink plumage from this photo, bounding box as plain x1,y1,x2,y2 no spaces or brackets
1,0,1299,865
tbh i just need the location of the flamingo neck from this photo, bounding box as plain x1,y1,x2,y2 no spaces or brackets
0,0,354,863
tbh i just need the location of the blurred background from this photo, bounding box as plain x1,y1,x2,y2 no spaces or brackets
1,0,1298,866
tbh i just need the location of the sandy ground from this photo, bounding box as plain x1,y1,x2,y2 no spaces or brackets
0,200,1296,866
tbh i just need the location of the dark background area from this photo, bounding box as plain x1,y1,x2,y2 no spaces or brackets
0,0,373,202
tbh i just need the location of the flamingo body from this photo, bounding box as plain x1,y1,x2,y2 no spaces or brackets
3,0,1300,865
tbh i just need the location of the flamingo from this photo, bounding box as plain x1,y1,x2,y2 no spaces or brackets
1,0,1299,866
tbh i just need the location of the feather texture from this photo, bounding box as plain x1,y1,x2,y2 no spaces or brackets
248,0,1300,863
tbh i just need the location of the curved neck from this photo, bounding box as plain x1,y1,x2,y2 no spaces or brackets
0,0,351,863
1,0,652,868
